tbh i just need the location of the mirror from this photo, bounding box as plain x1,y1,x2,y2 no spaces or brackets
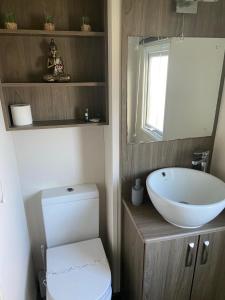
127,37,225,144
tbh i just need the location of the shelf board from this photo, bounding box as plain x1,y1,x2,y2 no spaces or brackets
1,82,106,88
0,29,105,37
7,119,108,131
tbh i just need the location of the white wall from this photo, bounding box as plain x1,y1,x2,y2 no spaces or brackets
211,80,225,180
0,103,36,300
12,127,106,274
104,0,121,292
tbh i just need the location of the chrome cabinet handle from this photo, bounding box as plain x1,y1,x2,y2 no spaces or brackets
185,242,195,267
201,241,210,265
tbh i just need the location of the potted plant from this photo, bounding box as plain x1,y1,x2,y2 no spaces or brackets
44,15,55,31
4,12,17,30
81,16,91,32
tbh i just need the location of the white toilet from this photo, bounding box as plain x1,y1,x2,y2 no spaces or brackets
41,184,112,300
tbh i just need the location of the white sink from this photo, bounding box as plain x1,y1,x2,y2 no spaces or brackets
146,168,225,229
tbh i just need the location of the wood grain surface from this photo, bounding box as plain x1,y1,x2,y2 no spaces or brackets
0,0,104,32
0,0,108,130
191,231,225,300
143,236,199,300
122,206,145,300
123,199,225,300
123,199,225,243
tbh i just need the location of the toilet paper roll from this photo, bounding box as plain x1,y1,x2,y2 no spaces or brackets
10,104,33,126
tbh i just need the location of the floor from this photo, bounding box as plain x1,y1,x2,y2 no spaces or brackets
37,290,122,299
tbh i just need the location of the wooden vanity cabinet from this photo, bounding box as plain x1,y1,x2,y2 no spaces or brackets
191,231,225,300
143,236,198,300
122,200,225,300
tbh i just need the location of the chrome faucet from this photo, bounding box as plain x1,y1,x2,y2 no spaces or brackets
192,151,210,172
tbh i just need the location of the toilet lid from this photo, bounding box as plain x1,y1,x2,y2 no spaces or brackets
46,238,111,300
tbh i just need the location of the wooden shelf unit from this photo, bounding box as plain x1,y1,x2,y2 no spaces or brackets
7,120,107,131
0,0,108,131
1,82,106,88
0,29,105,37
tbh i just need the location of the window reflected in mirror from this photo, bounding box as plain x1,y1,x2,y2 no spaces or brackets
127,37,225,144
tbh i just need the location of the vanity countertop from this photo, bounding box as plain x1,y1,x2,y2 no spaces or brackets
123,199,225,243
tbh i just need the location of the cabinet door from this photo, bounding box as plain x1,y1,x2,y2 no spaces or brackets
191,231,225,300
143,236,199,300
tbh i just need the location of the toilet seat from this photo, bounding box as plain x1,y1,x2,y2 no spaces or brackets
46,238,111,300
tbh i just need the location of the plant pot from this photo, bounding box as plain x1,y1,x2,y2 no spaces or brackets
44,22,55,31
81,24,92,32
5,22,17,30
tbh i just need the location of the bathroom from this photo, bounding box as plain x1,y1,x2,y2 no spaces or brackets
0,0,225,299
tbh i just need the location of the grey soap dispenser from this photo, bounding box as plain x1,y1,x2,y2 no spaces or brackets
132,178,144,206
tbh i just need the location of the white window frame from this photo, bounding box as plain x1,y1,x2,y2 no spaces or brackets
141,40,170,140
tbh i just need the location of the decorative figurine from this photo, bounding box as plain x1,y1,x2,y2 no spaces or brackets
81,16,92,32
44,15,55,31
4,12,17,30
43,39,71,83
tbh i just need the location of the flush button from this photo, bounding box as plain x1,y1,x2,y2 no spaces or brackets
67,188,74,192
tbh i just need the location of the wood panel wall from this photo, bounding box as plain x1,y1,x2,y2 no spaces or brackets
0,36,105,83
0,0,104,31
121,0,225,198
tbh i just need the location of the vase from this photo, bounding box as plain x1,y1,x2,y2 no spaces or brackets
5,22,17,30
44,23,55,31
81,24,92,32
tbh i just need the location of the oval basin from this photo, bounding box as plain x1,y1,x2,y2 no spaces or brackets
146,168,225,228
